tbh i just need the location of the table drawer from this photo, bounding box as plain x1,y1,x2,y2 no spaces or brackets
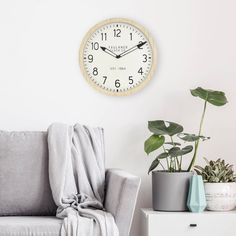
142,211,236,236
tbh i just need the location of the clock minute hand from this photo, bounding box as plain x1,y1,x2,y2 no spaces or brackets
100,46,118,58
117,41,147,59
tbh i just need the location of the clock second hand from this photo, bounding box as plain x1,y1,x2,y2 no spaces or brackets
117,41,147,59
100,46,118,58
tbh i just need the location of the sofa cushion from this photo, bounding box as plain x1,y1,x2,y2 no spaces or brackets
0,131,57,216
0,216,62,236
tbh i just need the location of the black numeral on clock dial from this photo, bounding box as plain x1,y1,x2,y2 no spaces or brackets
91,42,99,50
115,79,121,88
143,54,147,63
130,33,133,40
93,67,98,76
101,33,107,41
139,41,144,49
138,67,143,75
129,76,133,84
114,29,121,37
88,55,93,63
103,76,107,84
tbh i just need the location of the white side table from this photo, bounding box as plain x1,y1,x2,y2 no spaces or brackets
141,208,236,236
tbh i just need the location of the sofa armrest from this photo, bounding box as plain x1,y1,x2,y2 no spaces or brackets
104,169,141,236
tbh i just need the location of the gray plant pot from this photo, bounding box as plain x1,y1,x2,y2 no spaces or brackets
152,171,194,211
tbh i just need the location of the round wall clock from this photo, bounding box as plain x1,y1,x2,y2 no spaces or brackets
79,18,156,96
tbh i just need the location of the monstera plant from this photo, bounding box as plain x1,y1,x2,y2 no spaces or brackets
144,120,193,173
145,87,228,174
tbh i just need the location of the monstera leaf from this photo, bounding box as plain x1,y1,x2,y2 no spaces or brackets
168,145,193,157
168,147,181,157
191,87,228,106
144,135,165,155
148,158,160,174
156,152,169,159
178,133,210,142
148,120,183,136
165,142,181,146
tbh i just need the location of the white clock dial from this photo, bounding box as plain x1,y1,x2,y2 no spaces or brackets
79,18,156,96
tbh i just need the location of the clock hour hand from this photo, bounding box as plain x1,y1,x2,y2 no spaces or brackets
100,46,118,58
117,41,147,59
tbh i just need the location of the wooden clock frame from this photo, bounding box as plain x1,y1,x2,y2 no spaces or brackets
79,18,157,96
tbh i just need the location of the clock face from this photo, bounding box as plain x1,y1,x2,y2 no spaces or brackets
79,18,156,96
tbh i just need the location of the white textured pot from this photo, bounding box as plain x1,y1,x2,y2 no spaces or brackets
204,183,236,211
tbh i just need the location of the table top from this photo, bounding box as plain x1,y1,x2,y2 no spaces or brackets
141,208,236,216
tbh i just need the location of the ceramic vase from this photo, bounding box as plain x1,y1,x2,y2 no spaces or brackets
187,175,206,212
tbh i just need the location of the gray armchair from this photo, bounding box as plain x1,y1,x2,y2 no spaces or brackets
105,169,141,236
0,130,141,236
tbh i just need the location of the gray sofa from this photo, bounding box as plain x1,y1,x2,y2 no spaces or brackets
0,130,141,236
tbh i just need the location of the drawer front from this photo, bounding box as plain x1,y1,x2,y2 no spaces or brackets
146,213,236,236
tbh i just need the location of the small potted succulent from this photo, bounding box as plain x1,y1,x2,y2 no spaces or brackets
195,158,236,211
145,87,228,211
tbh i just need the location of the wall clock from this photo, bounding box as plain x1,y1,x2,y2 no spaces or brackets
79,18,156,96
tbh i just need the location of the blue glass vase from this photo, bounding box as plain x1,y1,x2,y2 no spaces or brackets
187,175,206,212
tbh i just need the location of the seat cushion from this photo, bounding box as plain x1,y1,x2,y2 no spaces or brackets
0,216,62,236
0,131,57,216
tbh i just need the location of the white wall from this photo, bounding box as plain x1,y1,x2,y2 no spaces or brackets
0,0,236,235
